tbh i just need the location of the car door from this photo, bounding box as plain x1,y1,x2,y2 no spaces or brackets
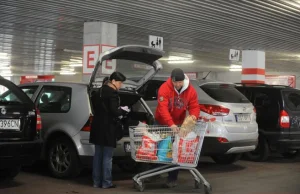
34,86,72,139
0,78,37,141
89,45,164,91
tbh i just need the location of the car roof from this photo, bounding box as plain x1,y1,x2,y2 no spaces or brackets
234,83,295,90
19,79,139,89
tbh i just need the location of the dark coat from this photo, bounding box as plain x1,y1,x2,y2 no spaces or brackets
89,85,123,148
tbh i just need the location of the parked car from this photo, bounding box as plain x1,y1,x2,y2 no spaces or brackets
0,77,42,182
14,45,163,179
128,77,259,164
235,83,300,161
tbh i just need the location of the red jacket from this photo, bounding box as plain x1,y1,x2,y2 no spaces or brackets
155,76,200,126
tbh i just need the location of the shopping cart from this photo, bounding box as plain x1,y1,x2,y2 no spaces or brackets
129,120,212,193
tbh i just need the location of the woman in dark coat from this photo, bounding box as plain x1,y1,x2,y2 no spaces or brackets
89,72,126,189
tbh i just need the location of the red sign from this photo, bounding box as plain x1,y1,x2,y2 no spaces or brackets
20,75,55,84
82,44,100,74
265,75,296,88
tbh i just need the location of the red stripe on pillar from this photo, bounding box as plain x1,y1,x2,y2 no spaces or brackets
241,80,265,84
242,68,265,75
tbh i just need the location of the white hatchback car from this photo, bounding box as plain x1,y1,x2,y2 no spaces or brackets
128,77,259,164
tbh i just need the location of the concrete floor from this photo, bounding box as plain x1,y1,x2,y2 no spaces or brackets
1,156,300,194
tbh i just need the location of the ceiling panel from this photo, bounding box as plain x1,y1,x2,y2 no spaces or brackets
0,0,300,76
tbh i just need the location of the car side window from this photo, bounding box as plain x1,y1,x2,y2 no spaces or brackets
20,86,39,99
37,86,72,113
139,80,164,101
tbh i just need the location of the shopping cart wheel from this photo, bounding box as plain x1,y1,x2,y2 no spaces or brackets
204,184,212,194
134,181,145,192
194,180,202,189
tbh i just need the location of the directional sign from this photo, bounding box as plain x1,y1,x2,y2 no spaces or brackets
149,35,163,50
229,49,240,61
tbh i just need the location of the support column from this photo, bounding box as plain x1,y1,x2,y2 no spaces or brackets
241,50,265,84
82,21,117,83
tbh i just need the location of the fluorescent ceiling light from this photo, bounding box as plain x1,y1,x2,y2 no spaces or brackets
61,67,74,71
69,63,82,67
60,71,76,75
168,56,191,60
168,60,194,64
0,66,10,70
230,64,242,69
1,70,12,74
229,68,242,72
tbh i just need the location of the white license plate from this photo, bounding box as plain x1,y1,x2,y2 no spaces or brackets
235,114,251,122
0,119,21,130
124,143,131,153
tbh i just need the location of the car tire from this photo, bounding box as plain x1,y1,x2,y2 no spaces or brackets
117,160,149,173
243,135,270,162
211,153,241,164
47,137,82,179
281,150,299,159
0,166,21,182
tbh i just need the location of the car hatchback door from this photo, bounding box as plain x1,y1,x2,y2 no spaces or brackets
0,78,38,141
89,45,164,91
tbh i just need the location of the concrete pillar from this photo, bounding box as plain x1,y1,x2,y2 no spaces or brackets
241,50,265,84
82,21,117,83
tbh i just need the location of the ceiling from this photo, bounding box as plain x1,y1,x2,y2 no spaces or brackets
1,0,300,77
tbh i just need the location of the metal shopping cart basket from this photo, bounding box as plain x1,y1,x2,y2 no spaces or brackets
129,120,212,193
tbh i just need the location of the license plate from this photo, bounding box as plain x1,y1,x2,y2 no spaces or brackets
124,143,131,153
235,114,251,122
0,119,21,130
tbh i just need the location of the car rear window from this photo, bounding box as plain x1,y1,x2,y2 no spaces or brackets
200,83,250,103
282,90,300,111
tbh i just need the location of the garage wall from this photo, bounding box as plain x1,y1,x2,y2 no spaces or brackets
203,71,300,89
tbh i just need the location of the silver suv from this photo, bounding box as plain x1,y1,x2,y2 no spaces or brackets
16,45,164,178
128,76,259,164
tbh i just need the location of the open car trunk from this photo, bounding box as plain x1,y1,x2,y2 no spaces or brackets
118,91,154,136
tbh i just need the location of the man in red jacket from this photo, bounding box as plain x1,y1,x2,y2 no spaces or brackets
155,68,200,188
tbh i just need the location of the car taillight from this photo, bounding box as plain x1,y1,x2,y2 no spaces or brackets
253,107,256,113
280,110,290,128
36,108,42,131
81,115,93,132
217,137,228,143
199,104,230,116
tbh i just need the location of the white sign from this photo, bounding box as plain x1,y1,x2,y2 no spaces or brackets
83,44,100,74
101,45,116,75
149,35,163,50
229,49,240,61
185,73,197,79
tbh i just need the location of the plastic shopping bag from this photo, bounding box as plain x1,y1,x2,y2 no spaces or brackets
172,131,200,164
136,131,161,161
157,136,173,162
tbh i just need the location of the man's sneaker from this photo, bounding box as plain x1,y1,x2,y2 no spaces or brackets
163,181,178,188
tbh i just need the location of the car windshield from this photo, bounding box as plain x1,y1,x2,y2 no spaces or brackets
200,83,250,103
93,59,153,84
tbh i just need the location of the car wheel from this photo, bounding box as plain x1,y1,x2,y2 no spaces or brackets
244,135,270,162
117,160,149,173
47,137,82,179
211,153,241,164
281,150,299,159
0,166,21,182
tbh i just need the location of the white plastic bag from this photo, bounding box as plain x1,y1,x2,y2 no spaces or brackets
172,131,199,164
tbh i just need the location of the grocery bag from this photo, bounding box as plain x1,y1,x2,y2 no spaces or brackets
136,131,161,161
157,136,173,162
172,131,200,164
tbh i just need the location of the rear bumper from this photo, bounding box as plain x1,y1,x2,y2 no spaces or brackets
201,137,258,156
277,139,300,151
0,140,42,169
